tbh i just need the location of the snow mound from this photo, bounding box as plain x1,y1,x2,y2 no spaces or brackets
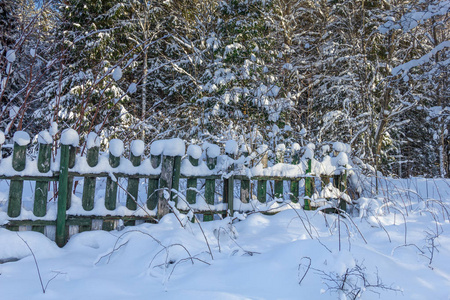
13,131,30,146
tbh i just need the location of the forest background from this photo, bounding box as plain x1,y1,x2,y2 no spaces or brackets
0,0,448,178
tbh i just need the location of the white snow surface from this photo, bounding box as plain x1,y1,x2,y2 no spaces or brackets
0,131,5,144
112,66,122,81
109,139,124,157
0,177,449,300
86,132,100,149
13,131,30,146
37,131,52,145
150,140,165,156
130,140,145,157
203,142,220,158
187,145,202,159
163,138,185,156
60,129,79,146
225,140,238,156
5,50,16,62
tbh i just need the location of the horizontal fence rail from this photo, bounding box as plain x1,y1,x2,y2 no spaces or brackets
0,130,351,246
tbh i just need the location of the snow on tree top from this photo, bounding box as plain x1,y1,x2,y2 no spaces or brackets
6,50,15,63
112,66,122,81
225,140,238,155
61,129,79,146
109,139,124,157
187,145,202,159
203,142,220,158
130,140,145,157
257,144,268,154
86,132,100,149
240,144,251,154
13,131,30,146
49,122,58,136
38,131,52,144
0,131,5,144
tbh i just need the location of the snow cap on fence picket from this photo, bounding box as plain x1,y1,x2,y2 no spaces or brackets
187,144,202,159
203,142,220,158
61,128,79,146
0,131,5,144
163,138,185,156
150,140,164,156
225,140,238,156
291,143,301,153
302,143,315,159
86,132,101,149
276,143,286,152
131,140,145,156
335,151,349,166
38,130,52,144
13,131,30,146
109,139,124,157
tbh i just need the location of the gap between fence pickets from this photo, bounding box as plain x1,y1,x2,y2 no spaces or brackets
0,130,352,245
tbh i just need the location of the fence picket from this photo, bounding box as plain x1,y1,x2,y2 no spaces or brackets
147,154,160,210
240,148,250,203
126,143,142,211
290,146,300,203
33,141,52,233
304,159,313,210
274,144,284,199
158,155,174,219
8,142,27,219
257,151,268,203
187,153,199,204
105,147,120,211
82,145,99,211
56,144,70,247
204,147,217,221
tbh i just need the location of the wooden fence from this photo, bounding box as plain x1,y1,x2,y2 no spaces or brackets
0,130,351,246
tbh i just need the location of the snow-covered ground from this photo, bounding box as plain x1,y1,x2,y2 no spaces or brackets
1,177,449,300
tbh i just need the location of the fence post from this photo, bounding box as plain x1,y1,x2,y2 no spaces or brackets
304,159,313,210
204,144,218,221
82,132,100,212
33,131,52,233
105,139,123,211
147,153,161,211
274,144,285,199
126,140,144,211
290,143,301,203
240,145,250,203
172,155,181,205
56,129,79,247
186,145,201,205
224,141,237,217
8,131,30,220
257,145,268,203
158,154,174,219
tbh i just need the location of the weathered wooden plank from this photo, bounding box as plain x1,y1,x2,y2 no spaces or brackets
257,151,268,203
147,154,161,210
56,144,70,247
204,147,217,222
34,142,52,217
304,159,313,210
66,145,76,209
187,154,199,204
8,142,27,218
274,144,285,199
105,152,120,210
82,146,99,211
240,147,250,204
290,144,300,203
126,146,142,210
172,155,181,205
158,155,174,219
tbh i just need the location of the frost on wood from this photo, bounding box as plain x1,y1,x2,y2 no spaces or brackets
61,129,79,146
13,131,30,146
37,131,52,144
109,139,124,157
86,132,101,149
130,140,145,156
187,145,202,159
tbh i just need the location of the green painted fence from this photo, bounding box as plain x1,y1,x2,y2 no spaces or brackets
0,131,350,247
